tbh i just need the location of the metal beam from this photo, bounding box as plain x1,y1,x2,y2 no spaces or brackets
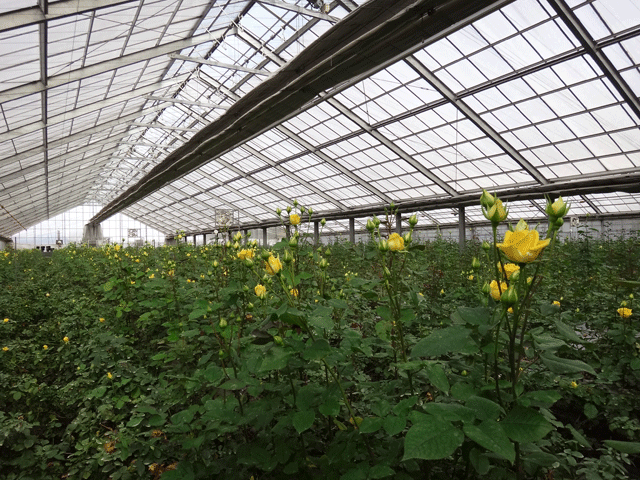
0,28,227,104
145,95,229,110
130,122,201,133
404,56,549,186
169,54,270,76
548,0,640,121
236,28,285,66
258,0,340,22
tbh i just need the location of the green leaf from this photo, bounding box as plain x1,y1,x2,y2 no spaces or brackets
376,305,393,322
329,298,348,310
412,325,472,357
148,414,166,427
554,319,583,344
603,440,640,454
501,406,553,443
259,347,291,372
425,363,450,392
171,407,197,426
520,390,562,408
584,403,598,419
318,399,340,417
183,435,205,450
308,314,333,330
463,420,515,463
465,396,504,421
403,416,464,460
567,424,592,448
540,353,596,375
369,465,395,479
423,403,475,423
359,417,383,434
302,339,332,360
219,378,248,390
451,382,476,402
383,415,406,436
451,307,493,326
340,466,367,480
292,410,315,433
126,416,144,427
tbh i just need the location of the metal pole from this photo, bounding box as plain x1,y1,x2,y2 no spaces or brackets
459,206,466,253
314,221,320,246
349,218,355,243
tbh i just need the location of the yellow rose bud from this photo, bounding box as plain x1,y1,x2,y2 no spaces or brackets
483,199,508,224
480,189,496,209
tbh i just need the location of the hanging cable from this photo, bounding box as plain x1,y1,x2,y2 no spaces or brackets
0,204,26,231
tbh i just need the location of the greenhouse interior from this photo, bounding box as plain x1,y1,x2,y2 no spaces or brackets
1,0,640,479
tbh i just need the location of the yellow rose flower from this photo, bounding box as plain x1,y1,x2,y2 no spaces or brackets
107,372,113,379
497,227,550,263
3,318,8,323
499,263,520,280
43,345,48,350
289,213,301,226
570,381,578,389
63,336,69,343
553,300,561,306
490,280,508,302
290,288,299,297
617,307,632,319
388,232,405,252
237,249,254,260
99,317,105,323
2,346,8,352
265,255,282,275
254,284,267,299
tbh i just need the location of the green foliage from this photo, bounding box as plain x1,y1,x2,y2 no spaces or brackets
0,213,639,480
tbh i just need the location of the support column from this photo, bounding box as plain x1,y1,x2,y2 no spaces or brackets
459,206,466,253
243,228,248,244
263,227,268,247
349,218,355,243
314,221,320,246
286,225,291,240
395,212,402,234
203,233,207,245
193,234,197,245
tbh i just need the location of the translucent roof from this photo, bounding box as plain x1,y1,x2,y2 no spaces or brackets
1,0,640,238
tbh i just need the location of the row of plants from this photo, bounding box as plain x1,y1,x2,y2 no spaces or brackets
0,195,639,480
